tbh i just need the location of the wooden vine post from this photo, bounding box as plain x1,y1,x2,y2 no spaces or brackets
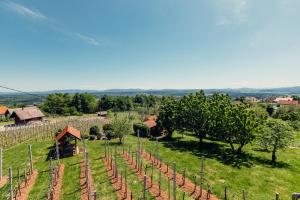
200,156,204,196
55,140,60,165
143,175,146,200
9,167,13,200
173,162,176,200
29,144,33,175
0,147,2,180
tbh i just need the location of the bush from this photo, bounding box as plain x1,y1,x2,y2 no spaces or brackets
89,135,96,140
90,125,100,136
103,123,113,132
105,131,115,140
81,134,89,140
133,123,149,137
289,120,300,131
55,129,62,137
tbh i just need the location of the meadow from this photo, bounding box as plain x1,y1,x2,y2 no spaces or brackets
0,129,299,200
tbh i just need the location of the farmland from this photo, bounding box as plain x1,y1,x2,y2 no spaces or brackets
0,128,299,200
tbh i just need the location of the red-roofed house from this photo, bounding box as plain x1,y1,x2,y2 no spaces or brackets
143,115,162,136
277,100,298,106
55,125,81,156
0,106,9,118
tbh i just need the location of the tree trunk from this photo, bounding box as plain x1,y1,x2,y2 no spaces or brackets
272,150,276,163
229,143,235,153
236,143,245,155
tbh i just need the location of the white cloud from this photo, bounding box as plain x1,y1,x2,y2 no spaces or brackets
3,1,46,20
1,1,109,46
74,33,101,46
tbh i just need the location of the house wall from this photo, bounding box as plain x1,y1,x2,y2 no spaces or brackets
14,116,43,125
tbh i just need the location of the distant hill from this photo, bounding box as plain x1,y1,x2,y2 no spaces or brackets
1,86,300,106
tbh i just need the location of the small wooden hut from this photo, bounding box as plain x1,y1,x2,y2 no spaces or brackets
143,115,162,136
55,126,81,156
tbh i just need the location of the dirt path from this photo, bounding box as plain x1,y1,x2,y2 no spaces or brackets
122,152,169,200
104,157,133,200
14,170,38,200
80,160,96,200
139,151,220,200
0,176,8,188
49,164,65,200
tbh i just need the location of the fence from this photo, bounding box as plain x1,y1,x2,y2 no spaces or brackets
0,117,106,149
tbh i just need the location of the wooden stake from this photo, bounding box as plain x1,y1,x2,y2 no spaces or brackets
0,147,2,180
173,162,176,200
55,140,60,165
9,167,13,200
143,175,146,200
168,177,170,200
29,144,33,175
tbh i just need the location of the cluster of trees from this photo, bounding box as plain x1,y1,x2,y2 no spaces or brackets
158,91,294,162
41,93,161,115
42,93,97,115
98,94,160,112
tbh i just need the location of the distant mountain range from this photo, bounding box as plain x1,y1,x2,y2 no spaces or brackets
1,86,300,98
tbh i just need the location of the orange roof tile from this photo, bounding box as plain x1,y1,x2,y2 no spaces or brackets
55,125,81,141
0,106,9,115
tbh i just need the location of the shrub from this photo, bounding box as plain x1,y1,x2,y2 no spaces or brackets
105,131,115,140
133,123,149,137
55,129,62,137
89,135,96,140
103,123,113,132
90,125,100,136
81,134,89,140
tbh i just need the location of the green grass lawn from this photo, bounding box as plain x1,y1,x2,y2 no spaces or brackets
1,130,300,200
121,132,300,200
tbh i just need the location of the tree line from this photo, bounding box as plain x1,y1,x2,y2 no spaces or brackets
41,93,161,116
157,91,294,162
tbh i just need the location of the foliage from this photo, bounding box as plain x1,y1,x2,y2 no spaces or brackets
228,104,263,154
98,94,161,112
42,93,97,115
103,123,113,132
110,115,132,143
89,135,96,140
279,111,300,121
133,122,149,137
178,91,209,144
257,118,294,163
89,125,100,136
266,104,275,116
105,131,115,140
157,96,178,138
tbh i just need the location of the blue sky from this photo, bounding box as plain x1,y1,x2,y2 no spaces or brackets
0,0,300,91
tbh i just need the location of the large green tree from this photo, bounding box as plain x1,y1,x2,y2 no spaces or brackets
157,96,178,138
111,114,132,143
229,104,262,154
258,118,293,163
178,91,209,145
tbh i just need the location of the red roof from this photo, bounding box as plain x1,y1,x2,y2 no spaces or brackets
144,120,157,128
145,115,158,121
0,106,9,115
278,100,298,106
55,125,81,141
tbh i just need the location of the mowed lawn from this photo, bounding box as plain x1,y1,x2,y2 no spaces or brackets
1,131,300,200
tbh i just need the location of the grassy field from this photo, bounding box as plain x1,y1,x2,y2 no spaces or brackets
0,130,299,200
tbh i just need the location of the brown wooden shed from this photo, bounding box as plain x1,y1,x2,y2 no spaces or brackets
55,126,81,156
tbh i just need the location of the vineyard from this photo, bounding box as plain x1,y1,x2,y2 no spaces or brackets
0,119,300,200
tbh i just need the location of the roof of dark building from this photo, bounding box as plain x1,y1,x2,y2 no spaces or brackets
11,106,45,120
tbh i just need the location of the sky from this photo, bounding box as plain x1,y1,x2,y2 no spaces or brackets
0,0,300,92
